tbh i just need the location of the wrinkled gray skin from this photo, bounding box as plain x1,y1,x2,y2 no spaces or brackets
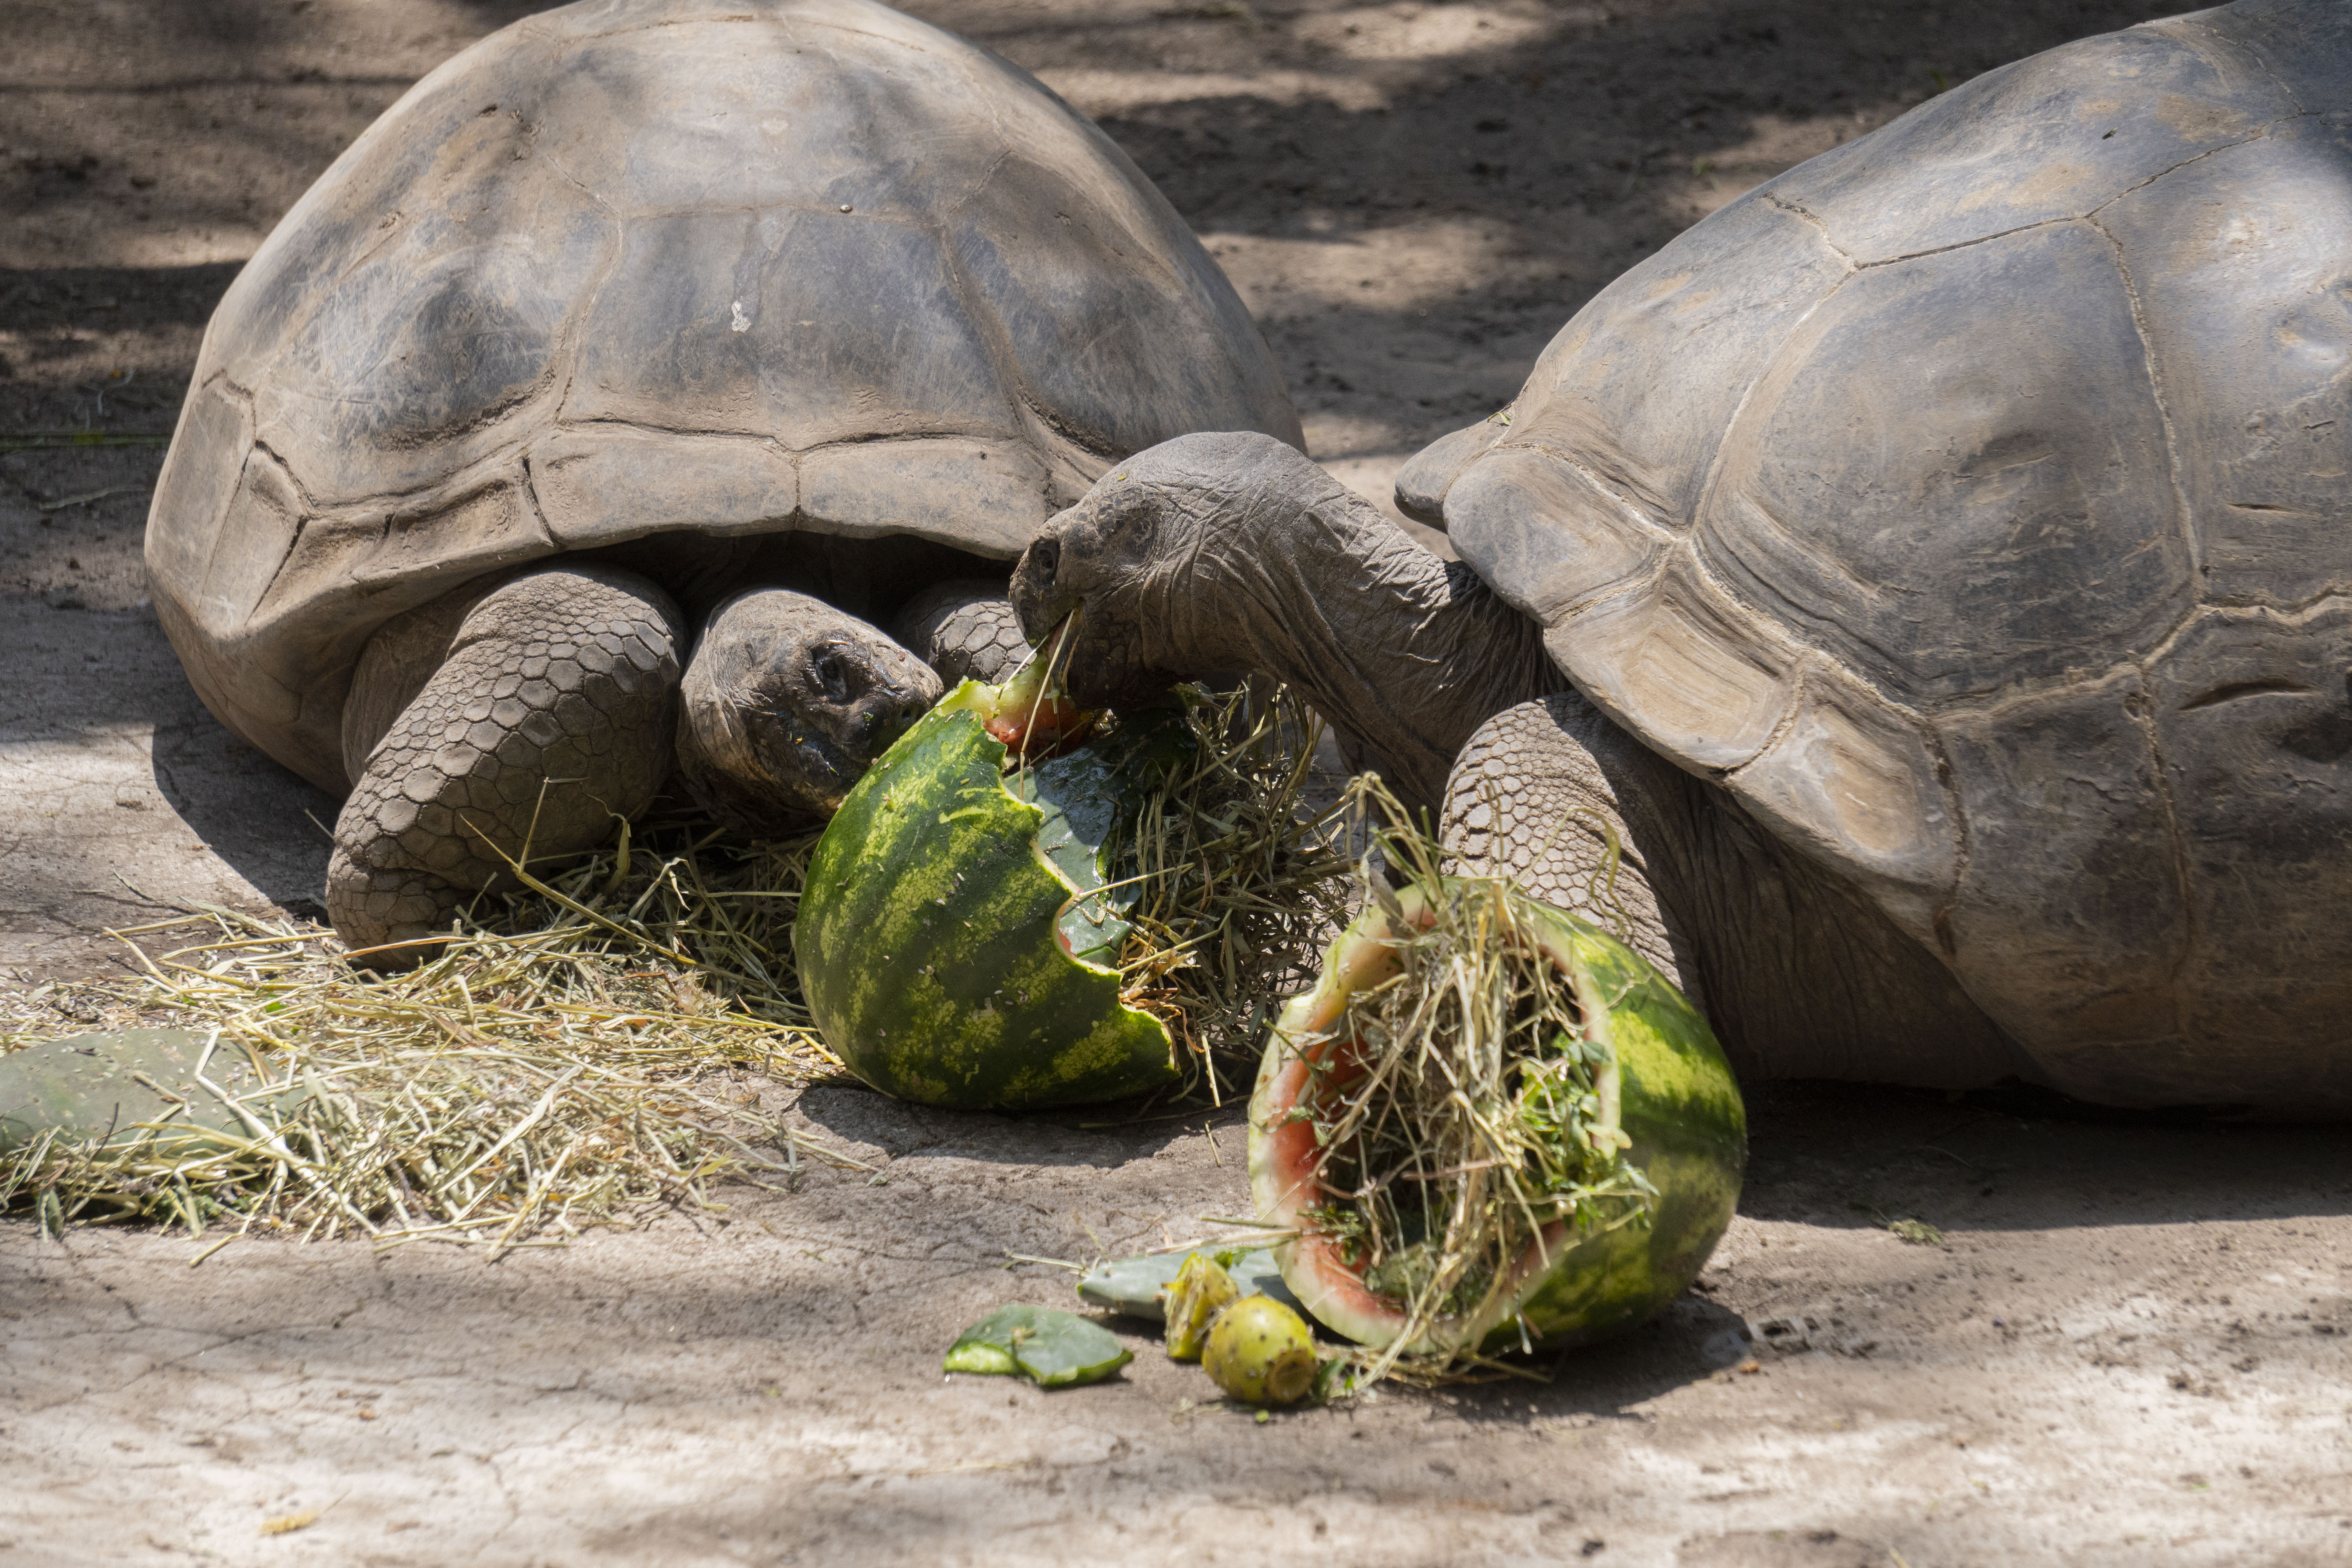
1012,0,2352,1120
675,578,1027,828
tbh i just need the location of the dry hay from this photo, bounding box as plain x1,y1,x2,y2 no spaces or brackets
0,677,1352,1247
0,822,862,1251
1089,680,1357,1103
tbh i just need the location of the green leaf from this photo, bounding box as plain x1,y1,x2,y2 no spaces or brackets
944,1305,1133,1388
0,1029,289,1155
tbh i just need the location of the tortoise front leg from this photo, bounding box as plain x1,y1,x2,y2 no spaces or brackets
325,565,685,965
1445,692,2030,1088
891,578,1028,686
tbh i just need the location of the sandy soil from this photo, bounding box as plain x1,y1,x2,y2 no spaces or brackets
3,0,2348,1563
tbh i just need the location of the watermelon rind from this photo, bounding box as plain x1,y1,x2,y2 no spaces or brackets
793,681,1182,1109
1246,879,1746,1359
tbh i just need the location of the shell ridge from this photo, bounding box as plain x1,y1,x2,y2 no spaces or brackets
1539,556,1671,638
1541,543,1797,780
219,446,315,640
2091,119,2294,212
551,9,831,47
1756,190,1855,267
1718,657,1933,809
1483,435,1682,546
270,426,539,519
617,201,930,223
533,184,626,441
537,417,1012,451
2077,208,2205,595
1718,646,1826,781
1698,482,1969,690
1847,212,2083,271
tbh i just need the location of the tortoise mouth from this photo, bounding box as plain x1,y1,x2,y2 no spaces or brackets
1041,609,1176,713
973,614,1102,759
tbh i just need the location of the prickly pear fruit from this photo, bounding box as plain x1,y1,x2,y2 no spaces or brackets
1164,1252,1241,1362
1202,1294,1319,1406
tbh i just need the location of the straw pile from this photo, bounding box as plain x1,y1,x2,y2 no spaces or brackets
1095,681,1357,1102
0,820,864,1249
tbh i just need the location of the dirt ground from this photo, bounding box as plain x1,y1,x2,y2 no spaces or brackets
2,0,2348,1563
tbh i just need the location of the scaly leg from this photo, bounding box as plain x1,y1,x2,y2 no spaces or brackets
326,565,684,962
891,579,1027,687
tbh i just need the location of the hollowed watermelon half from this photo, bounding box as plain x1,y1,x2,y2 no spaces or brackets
793,675,1188,1110
1247,879,1746,1357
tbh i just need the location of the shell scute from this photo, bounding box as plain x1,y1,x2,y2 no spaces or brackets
949,149,1299,465
798,439,1053,555
1728,669,1958,944
1444,448,1660,623
549,24,1001,220
1697,218,2192,708
1448,193,1847,619
2179,0,2352,114
1933,668,2191,1095
2095,115,2352,610
562,208,1016,446
1546,554,1796,776
2142,604,2352,1098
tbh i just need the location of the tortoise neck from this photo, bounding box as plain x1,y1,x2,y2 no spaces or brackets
1187,456,1559,820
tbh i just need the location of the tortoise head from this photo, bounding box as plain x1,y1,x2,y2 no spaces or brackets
1010,431,1315,709
677,586,942,833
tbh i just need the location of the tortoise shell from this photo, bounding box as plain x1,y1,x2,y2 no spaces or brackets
145,0,1299,793
1433,0,2352,1105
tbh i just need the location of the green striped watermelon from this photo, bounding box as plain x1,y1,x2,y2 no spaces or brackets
793,672,1189,1109
1247,878,1746,1359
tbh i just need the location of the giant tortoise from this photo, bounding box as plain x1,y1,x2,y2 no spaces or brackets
1013,0,2352,1113
145,0,1298,958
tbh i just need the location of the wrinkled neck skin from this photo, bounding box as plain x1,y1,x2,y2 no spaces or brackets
1020,433,1559,820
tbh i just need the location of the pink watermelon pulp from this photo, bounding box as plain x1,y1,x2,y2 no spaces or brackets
1247,878,1746,1361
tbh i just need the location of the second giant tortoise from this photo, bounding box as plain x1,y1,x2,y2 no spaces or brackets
145,0,1299,958
1012,0,2352,1113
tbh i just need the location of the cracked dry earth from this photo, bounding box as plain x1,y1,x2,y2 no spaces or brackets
3,0,2350,1563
